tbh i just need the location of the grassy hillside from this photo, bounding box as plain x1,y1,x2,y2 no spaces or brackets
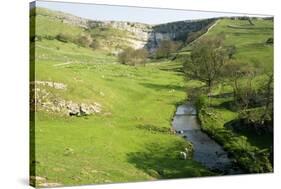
31,8,145,52
206,18,273,67
31,8,85,39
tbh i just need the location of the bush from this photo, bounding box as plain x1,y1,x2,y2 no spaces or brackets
199,108,273,173
76,35,92,47
196,95,208,110
225,137,272,173
89,39,100,50
155,40,181,59
118,48,148,66
226,45,237,59
55,33,72,43
44,35,55,40
266,37,273,44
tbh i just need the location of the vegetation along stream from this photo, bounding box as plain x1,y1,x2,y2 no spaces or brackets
172,103,243,174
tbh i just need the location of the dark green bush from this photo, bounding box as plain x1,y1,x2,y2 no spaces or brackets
55,33,72,43
266,37,273,44
196,95,208,110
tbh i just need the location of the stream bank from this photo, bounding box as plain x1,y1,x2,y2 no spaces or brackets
172,103,243,174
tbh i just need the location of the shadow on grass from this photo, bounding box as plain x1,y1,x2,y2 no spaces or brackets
158,66,184,74
140,83,186,92
224,119,273,149
127,142,213,179
210,100,239,112
136,124,171,134
210,92,233,99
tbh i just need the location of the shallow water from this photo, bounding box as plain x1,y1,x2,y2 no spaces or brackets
172,103,242,174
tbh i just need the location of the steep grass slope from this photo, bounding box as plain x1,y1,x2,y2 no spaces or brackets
206,18,273,67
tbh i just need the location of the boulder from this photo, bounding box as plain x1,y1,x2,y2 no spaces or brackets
67,101,80,116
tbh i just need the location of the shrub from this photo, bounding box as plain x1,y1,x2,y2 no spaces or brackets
44,35,55,40
155,40,182,59
196,95,208,110
118,48,148,66
89,39,100,50
55,33,72,43
76,35,92,47
266,37,273,44
226,45,237,59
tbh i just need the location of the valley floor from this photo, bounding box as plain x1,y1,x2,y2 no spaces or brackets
31,39,213,187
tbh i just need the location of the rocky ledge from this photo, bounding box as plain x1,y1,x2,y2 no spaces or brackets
30,80,102,116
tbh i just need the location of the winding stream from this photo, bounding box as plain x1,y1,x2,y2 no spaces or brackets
172,103,242,174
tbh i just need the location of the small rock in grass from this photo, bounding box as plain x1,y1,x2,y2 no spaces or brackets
64,147,74,156
30,176,46,183
38,182,62,187
180,151,187,160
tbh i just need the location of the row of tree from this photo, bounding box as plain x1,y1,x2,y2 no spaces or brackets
183,36,273,130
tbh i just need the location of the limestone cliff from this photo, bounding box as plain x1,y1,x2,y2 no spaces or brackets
35,7,216,51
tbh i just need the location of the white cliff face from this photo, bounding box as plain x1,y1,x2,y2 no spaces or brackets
94,19,216,51
87,20,153,49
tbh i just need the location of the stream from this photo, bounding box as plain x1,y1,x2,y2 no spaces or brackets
172,103,243,174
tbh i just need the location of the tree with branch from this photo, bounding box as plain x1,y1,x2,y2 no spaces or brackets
183,36,228,95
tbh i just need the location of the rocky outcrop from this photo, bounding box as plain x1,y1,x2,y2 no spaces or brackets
67,101,102,116
147,19,216,51
30,80,102,116
87,20,152,49
30,176,62,187
31,81,67,90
